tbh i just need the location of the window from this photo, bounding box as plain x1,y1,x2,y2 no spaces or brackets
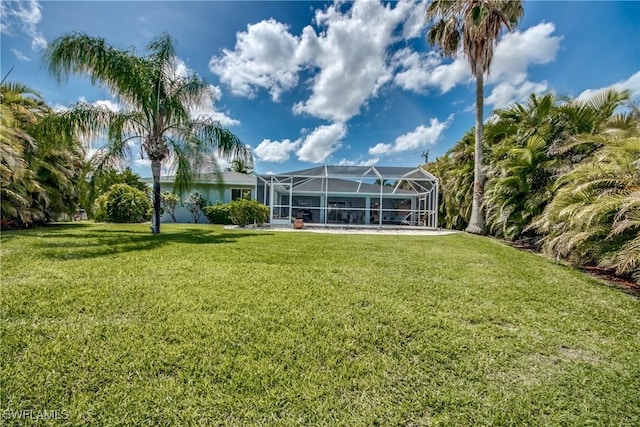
231,188,251,200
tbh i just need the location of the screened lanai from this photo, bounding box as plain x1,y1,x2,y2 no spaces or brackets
256,165,439,228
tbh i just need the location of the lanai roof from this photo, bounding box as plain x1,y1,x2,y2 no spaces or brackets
263,165,437,181
292,177,417,194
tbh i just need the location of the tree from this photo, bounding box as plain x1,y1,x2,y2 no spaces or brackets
374,179,393,187
532,134,640,282
429,130,477,229
226,157,253,174
94,167,148,195
44,32,250,233
184,192,206,223
484,135,554,240
482,91,631,241
1,81,83,228
482,93,563,240
161,191,180,222
426,0,523,234
1,82,39,224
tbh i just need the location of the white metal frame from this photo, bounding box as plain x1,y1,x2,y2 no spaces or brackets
256,165,439,228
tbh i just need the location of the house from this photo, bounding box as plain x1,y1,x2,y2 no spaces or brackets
147,165,439,227
142,171,256,223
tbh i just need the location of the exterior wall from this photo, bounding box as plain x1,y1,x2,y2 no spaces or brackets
158,182,255,224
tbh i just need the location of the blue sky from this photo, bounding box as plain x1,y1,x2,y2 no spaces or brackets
2,0,639,176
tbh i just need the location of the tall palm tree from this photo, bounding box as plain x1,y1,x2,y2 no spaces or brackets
430,129,476,229
44,32,250,233
426,0,523,234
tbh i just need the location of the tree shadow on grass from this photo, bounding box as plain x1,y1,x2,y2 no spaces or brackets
36,224,273,260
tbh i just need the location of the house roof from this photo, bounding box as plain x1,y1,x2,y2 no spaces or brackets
142,171,256,186
143,166,436,190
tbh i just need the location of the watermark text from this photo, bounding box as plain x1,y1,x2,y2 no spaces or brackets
3,409,69,421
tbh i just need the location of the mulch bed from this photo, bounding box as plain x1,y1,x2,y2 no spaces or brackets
506,240,639,296
580,266,640,295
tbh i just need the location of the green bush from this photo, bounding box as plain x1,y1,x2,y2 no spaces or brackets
203,202,232,224
93,184,152,223
228,199,269,227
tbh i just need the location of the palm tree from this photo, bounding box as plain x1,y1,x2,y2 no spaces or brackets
0,87,32,223
227,157,254,174
430,130,476,229
482,93,563,240
550,89,631,162
426,0,523,234
484,134,554,240
1,81,82,226
374,178,393,187
44,32,250,233
532,135,640,282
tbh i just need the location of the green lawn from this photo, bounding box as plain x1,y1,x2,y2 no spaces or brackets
1,223,639,426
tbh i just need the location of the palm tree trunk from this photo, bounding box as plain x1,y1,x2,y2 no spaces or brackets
151,160,162,234
465,68,486,235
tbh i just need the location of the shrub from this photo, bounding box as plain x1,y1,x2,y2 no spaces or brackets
203,202,232,225
93,184,152,223
184,192,207,223
228,199,269,227
161,191,180,222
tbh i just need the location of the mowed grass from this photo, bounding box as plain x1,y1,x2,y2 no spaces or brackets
1,223,639,426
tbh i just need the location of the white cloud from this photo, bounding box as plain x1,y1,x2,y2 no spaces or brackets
369,116,452,156
578,71,640,101
394,22,561,105
488,23,561,84
394,49,470,93
482,22,560,108
189,84,239,127
338,157,380,166
292,0,425,122
51,103,69,113
297,122,347,163
209,19,301,101
401,0,428,39
210,0,427,121
0,0,47,50
254,138,300,163
174,61,189,79
255,122,348,164
11,48,30,61
93,99,121,112
486,79,549,109
134,158,151,167
75,96,121,112
171,59,240,126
